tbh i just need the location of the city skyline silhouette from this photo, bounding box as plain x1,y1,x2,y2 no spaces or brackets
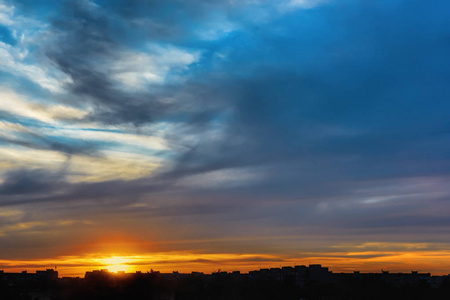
1,1,450,297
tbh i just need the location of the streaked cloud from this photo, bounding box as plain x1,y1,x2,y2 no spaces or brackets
0,89,86,123
0,0,450,275
288,0,329,9
0,42,71,92
111,46,201,89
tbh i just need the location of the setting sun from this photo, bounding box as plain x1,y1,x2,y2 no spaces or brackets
100,256,131,273
2,0,450,299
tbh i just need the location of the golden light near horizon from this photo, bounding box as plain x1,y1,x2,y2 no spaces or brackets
3,247,450,277
99,256,132,273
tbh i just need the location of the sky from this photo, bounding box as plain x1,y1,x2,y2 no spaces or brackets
1,0,450,277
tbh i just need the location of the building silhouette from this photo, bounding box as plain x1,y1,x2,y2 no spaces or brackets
1,265,450,299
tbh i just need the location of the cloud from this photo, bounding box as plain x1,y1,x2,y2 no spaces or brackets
43,0,188,125
0,1,70,93
0,121,100,157
175,167,265,189
40,0,450,207
110,46,201,90
286,0,329,10
0,1,14,26
0,41,70,92
0,168,67,196
1,0,450,269
0,88,87,124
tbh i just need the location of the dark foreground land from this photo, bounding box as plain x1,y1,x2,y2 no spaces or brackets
1,265,450,300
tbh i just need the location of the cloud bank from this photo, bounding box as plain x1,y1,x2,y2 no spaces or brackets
1,0,450,274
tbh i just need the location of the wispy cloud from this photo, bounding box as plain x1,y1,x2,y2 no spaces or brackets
1,0,450,273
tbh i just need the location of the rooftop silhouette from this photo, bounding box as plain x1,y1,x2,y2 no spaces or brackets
1,264,450,299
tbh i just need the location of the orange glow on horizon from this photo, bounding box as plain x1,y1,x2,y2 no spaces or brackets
98,256,132,273
0,250,450,277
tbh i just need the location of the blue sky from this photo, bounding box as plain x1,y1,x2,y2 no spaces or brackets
1,0,450,275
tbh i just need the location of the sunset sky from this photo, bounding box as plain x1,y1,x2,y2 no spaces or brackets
1,0,450,277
